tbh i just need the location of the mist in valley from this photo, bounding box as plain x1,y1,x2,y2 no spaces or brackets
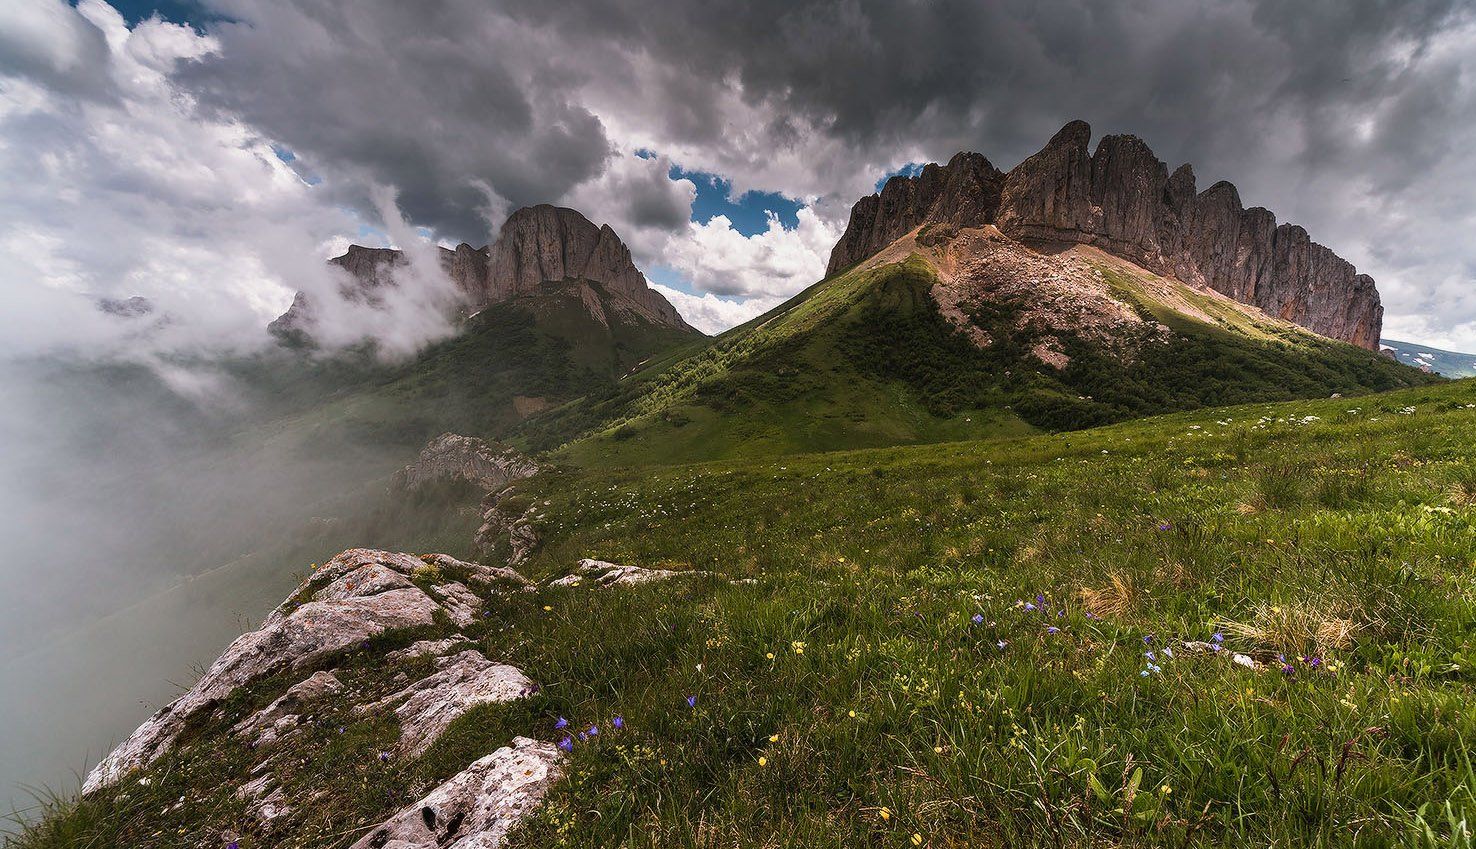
0,214,476,816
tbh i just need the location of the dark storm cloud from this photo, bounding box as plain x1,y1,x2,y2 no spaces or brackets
176,0,614,243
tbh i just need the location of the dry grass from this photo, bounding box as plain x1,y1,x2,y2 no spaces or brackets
1220,601,1364,656
1079,571,1136,618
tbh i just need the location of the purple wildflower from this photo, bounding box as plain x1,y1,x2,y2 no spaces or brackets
558,737,574,753
378,751,390,763
555,716,569,730
1308,657,1323,669
1158,522,1172,531
228,843,239,849
1046,626,1060,635
1036,594,1045,607
686,695,697,708
997,640,1007,650
1144,651,1156,661
971,613,984,625
613,716,624,730
1143,634,1154,645
1024,603,1037,612
1210,631,1224,644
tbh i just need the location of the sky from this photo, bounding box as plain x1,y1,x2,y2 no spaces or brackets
1,0,1475,347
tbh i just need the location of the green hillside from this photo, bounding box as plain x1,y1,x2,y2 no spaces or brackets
20,379,1476,848
522,255,1434,467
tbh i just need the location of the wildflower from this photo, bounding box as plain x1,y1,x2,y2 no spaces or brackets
555,716,569,729
1024,603,1037,612
1144,650,1156,661
542,605,553,612
613,716,624,730
1210,631,1224,644
1036,594,1045,606
1140,670,1149,677
228,843,239,849
588,725,599,736
378,751,391,763
848,710,857,718
1143,635,1154,645
1160,784,1172,795
1307,657,1323,669
766,652,775,660
757,756,767,766
1046,626,1060,635
769,734,779,742
558,737,574,753
878,806,892,821
1158,522,1172,531
686,695,697,708
971,613,984,625
1162,647,1173,659
1233,653,1255,669
792,641,806,655
997,640,1007,650
912,833,924,846
1150,664,1162,674
934,745,943,753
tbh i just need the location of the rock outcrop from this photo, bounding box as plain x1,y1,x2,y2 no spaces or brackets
358,649,536,757
827,121,1383,349
349,736,564,849
549,558,714,588
272,205,693,342
83,548,526,793
826,152,1004,276
392,433,540,495
231,670,343,749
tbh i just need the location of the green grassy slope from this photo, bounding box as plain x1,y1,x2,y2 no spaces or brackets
231,284,703,453
19,379,1476,848
524,256,1434,467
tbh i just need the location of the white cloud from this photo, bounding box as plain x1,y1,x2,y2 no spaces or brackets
0,0,478,368
659,207,838,301
650,285,780,335
561,149,697,267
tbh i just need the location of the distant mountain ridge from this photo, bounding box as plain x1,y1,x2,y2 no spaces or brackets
271,204,693,343
829,120,1383,349
1380,339,1476,377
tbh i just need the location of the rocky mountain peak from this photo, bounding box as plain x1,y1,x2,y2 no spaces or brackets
827,120,1384,349
825,151,1004,276
271,205,692,343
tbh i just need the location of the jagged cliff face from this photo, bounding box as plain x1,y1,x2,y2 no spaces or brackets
828,121,1383,350
272,205,693,342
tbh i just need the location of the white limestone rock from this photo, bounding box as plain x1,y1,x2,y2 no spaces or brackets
349,737,563,849
360,650,536,757
550,558,712,588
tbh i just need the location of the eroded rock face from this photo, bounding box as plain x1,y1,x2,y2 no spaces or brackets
349,737,563,849
359,649,536,757
392,433,539,495
827,120,1383,349
83,548,518,793
826,151,1004,276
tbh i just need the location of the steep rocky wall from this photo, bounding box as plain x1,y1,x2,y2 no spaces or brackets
828,120,1383,349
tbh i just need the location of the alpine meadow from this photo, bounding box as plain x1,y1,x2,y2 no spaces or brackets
4,2,1476,848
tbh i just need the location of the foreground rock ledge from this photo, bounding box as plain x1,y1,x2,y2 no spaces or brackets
83,548,524,793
